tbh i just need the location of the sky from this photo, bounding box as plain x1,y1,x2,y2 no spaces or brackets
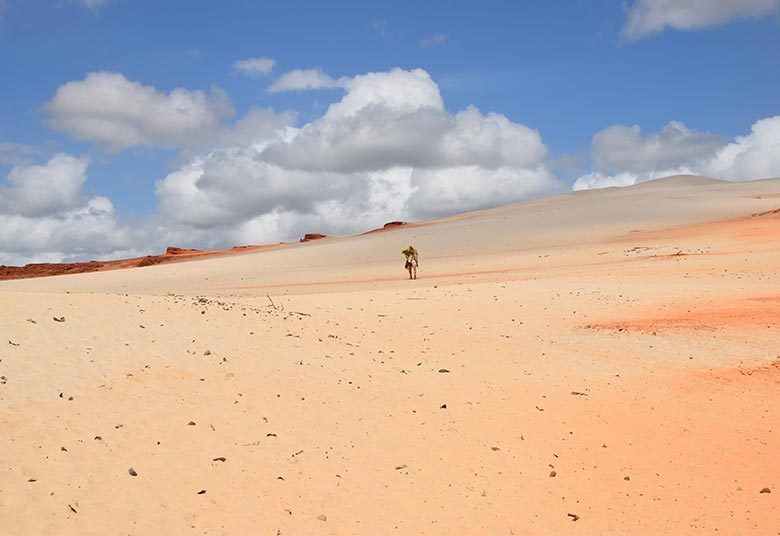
1,0,779,264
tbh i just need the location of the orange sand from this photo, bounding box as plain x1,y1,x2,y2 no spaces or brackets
0,176,778,534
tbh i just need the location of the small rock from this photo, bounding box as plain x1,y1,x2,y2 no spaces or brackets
438,368,450,373
317,514,327,522
128,468,138,476
203,350,211,356
197,489,207,494
53,316,66,323
28,478,37,482
567,513,580,521
624,476,630,481
549,471,557,477
440,404,447,409
760,487,771,494
68,504,77,514
491,447,500,451
212,457,226,462
188,421,196,426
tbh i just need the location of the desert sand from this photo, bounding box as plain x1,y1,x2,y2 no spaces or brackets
1,175,778,535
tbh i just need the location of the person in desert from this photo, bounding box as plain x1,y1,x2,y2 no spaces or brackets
402,245,419,280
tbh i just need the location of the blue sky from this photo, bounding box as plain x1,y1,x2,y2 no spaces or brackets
1,0,779,264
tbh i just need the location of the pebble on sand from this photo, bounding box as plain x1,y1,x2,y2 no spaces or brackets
128,468,138,476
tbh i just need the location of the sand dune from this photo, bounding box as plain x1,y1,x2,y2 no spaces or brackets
1,176,778,534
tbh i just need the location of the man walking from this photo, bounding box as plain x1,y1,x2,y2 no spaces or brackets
402,245,419,280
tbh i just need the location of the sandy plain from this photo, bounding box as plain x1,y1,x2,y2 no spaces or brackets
1,175,778,535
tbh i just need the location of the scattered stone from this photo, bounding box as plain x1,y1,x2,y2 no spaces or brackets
549,471,556,477
115,424,123,429
395,464,408,470
203,350,211,356
197,489,207,494
68,504,77,514
8,340,20,346
760,487,771,494
128,468,138,476
440,404,447,409
267,433,277,437
28,478,37,482
94,436,102,441
570,391,587,396
491,447,500,451
317,514,327,522
212,457,227,462
188,421,196,426
567,513,580,521
438,369,450,373
624,476,630,481
53,316,66,323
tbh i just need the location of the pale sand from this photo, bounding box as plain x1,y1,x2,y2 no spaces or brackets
1,175,778,534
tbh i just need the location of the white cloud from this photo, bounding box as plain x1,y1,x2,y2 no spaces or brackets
622,0,780,40
591,121,722,173
262,69,547,173
267,68,345,93
0,154,151,265
703,115,780,180
13,67,561,264
421,33,447,47
45,72,236,151
156,67,561,244
408,165,559,219
573,116,780,190
0,154,88,217
232,57,276,77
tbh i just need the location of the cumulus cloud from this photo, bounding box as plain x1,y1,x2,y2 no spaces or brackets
267,69,345,92
573,116,780,190
622,0,780,40
16,67,560,263
591,121,722,174
0,154,88,217
262,69,547,173
703,116,780,180
45,72,236,151
0,154,149,265
233,57,276,77
157,67,561,244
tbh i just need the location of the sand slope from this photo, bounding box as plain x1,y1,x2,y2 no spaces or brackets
1,176,778,534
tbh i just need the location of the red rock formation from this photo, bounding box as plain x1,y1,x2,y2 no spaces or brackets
300,233,327,242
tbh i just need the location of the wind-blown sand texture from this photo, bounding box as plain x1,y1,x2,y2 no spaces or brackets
1,175,778,535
